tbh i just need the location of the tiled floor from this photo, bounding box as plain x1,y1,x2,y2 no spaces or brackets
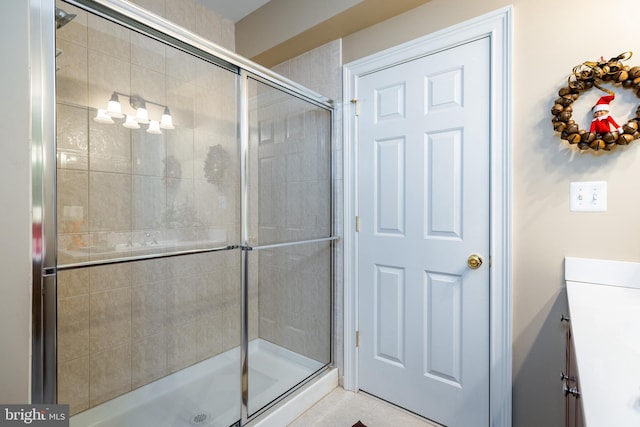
287,388,441,427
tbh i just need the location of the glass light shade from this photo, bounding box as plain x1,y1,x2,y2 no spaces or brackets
94,109,114,124
135,107,149,124
160,109,174,130
123,114,140,129
147,120,162,134
106,93,124,118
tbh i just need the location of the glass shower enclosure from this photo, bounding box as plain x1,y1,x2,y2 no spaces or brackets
32,1,335,425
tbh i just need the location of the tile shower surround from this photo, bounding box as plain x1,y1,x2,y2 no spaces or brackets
272,40,344,384
56,0,242,413
55,1,338,416
55,1,240,263
57,252,243,412
247,78,332,364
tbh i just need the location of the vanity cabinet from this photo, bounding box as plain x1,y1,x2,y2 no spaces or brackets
564,324,584,427
565,257,640,426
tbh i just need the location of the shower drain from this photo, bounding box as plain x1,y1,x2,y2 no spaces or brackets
189,410,212,425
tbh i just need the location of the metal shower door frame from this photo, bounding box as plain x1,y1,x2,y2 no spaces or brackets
30,0,58,404
31,1,336,425
239,69,337,422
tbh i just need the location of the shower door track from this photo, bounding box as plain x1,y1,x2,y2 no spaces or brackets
62,0,334,110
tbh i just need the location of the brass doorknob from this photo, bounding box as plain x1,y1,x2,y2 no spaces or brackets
467,254,483,269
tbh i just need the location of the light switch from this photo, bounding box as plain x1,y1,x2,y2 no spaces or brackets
570,181,607,212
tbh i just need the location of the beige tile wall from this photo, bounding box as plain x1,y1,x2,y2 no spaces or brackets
55,0,242,416
55,0,337,417
55,0,238,265
246,46,337,363
57,252,242,415
256,243,332,363
262,40,342,367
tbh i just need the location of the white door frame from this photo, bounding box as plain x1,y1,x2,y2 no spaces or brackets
342,6,513,426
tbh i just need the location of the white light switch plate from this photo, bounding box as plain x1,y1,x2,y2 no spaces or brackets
570,181,607,212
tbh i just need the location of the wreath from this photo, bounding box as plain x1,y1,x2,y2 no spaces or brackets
204,144,228,184
551,51,640,152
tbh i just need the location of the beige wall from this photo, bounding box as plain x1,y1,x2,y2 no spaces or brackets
7,0,640,423
0,0,31,404
343,0,640,425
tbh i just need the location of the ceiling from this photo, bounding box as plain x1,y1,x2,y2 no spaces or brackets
194,0,432,67
235,0,432,67
196,0,271,23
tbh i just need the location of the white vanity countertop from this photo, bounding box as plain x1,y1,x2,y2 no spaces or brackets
565,257,640,427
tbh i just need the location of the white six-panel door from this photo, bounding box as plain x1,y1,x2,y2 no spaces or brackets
357,37,491,426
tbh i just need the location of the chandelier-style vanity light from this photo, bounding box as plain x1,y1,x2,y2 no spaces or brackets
123,114,140,129
105,92,124,118
130,95,149,124
160,106,174,130
94,109,114,124
94,92,174,134
147,120,162,134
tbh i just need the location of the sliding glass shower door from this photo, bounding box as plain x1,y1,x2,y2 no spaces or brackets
44,1,334,426
245,77,333,417
55,2,243,424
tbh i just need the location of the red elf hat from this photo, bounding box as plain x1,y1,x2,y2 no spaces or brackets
592,94,615,113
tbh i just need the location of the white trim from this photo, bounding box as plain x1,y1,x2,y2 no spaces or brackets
342,6,513,427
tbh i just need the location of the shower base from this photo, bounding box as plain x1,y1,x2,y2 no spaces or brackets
70,339,326,427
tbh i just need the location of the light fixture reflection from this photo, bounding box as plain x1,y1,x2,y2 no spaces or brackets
160,106,174,130
123,114,140,129
147,120,162,134
135,107,149,124
94,109,114,124
95,92,175,132
106,92,124,118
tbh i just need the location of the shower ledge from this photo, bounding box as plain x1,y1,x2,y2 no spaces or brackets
60,238,228,259
60,230,228,260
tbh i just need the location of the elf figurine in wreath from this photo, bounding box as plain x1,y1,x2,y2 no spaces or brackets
590,94,624,134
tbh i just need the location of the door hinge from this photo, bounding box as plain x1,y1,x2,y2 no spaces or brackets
355,216,360,232
355,330,360,347
350,99,360,117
